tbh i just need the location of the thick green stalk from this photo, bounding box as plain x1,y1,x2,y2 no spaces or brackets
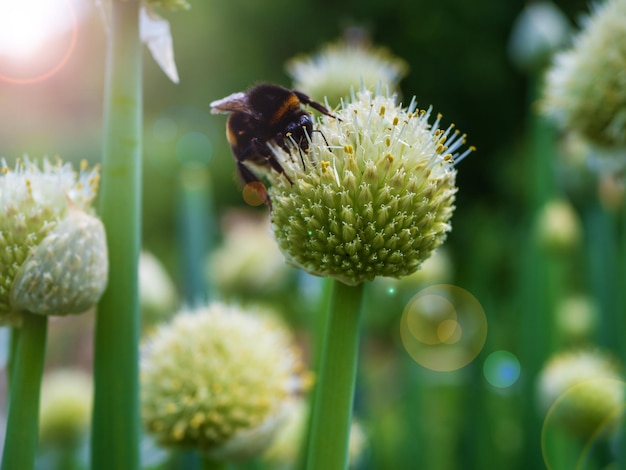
619,196,626,470
306,281,364,470
519,74,558,469
6,326,20,388
1,312,48,470
91,1,142,469
296,277,333,470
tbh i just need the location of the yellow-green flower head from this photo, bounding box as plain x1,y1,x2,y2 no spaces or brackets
0,158,106,324
555,296,598,344
534,198,581,255
286,40,408,107
141,303,310,460
268,89,471,286
39,369,93,447
542,0,626,149
537,350,624,439
208,212,292,298
146,0,190,11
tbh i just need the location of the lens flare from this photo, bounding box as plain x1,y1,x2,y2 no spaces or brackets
541,379,625,470
242,182,268,207
175,132,212,166
0,0,78,84
483,350,521,388
400,284,487,371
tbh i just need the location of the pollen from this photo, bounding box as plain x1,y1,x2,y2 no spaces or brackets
344,144,354,154
321,160,332,172
379,105,386,116
393,116,399,126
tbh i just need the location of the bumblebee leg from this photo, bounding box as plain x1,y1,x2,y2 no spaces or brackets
236,160,272,207
236,159,261,185
247,138,294,185
263,152,294,185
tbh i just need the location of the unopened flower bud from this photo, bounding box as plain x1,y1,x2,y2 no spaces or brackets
11,205,108,316
39,369,93,447
534,199,581,255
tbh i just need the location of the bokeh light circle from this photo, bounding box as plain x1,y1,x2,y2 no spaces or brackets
400,284,487,371
0,0,77,84
242,182,268,206
541,379,625,469
483,350,521,388
175,131,212,166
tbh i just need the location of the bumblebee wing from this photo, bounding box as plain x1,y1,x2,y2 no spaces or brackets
210,92,260,118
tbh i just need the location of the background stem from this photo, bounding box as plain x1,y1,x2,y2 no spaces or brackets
91,0,142,468
306,281,364,470
1,312,48,470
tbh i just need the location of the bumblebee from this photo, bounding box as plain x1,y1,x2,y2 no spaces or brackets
210,83,335,186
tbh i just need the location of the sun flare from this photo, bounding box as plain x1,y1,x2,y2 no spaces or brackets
0,0,79,83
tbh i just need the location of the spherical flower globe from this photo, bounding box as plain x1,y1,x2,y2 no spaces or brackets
267,88,471,286
537,350,624,439
286,39,408,107
0,158,107,324
140,303,310,460
542,0,626,154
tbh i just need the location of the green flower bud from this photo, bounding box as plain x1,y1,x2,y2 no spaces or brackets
508,1,570,73
208,212,292,298
268,89,471,286
141,303,310,460
534,198,581,255
11,205,108,316
537,350,624,439
0,158,104,324
286,38,408,107
542,0,626,150
140,251,178,329
39,369,93,447
555,296,598,344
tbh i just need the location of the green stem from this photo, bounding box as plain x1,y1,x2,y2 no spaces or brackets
619,190,626,470
296,277,333,470
178,165,213,306
306,281,364,470
6,326,20,389
1,312,48,470
91,1,142,469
